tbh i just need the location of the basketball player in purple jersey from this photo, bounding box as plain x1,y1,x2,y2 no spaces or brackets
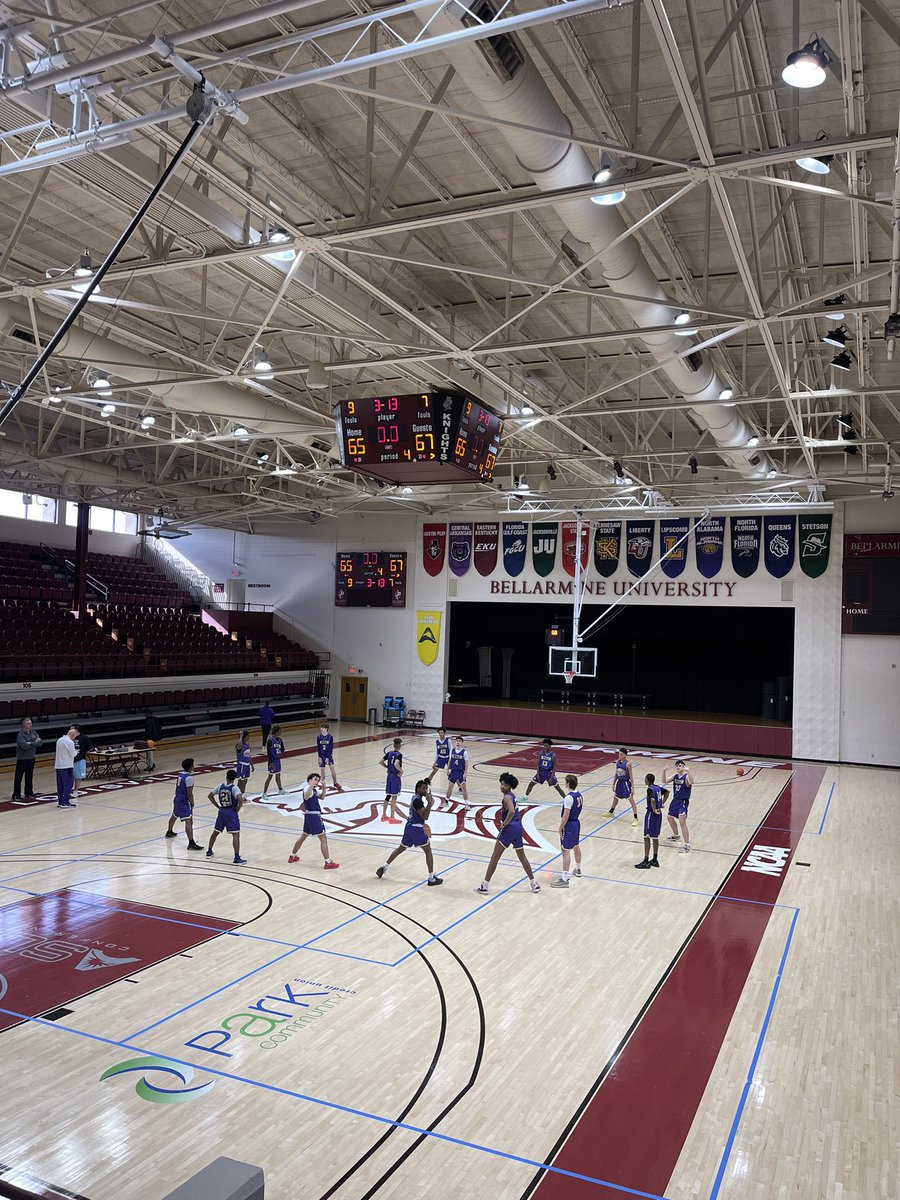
381,737,403,824
165,757,203,850
475,773,540,894
444,735,470,812
375,779,443,886
635,773,668,869
261,726,286,800
205,769,246,864
288,772,339,869
525,738,566,800
427,728,451,797
663,759,693,853
317,722,343,792
235,730,253,796
608,748,638,826
551,774,583,888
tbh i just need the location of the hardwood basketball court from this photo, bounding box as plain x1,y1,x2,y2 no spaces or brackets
0,722,893,1200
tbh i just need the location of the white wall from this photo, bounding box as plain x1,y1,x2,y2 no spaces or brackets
838,498,900,766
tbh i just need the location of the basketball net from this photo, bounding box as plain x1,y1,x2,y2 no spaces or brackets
564,670,575,687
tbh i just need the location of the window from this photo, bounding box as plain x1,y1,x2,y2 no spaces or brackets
64,502,138,535
0,487,57,523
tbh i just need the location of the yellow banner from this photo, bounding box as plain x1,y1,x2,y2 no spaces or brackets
416,610,442,665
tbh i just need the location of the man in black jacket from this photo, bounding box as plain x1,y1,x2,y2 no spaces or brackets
72,728,94,798
144,710,163,770
12,717,41,801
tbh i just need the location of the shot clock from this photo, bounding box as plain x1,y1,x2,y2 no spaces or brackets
335,552,407,608
333,391,503,485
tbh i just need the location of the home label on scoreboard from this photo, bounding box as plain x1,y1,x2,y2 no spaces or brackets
335,551,407,608
333,391,503,485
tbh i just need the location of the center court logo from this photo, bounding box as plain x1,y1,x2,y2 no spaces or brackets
100,1056,215,1104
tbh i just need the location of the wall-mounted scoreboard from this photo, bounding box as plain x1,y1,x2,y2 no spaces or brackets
335,551,407,608
333,391,503,485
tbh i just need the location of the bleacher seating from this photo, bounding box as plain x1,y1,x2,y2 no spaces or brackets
0,540,72,601
92,605,272,674
0,600,134,681
86,551,188,607
231,628,319,671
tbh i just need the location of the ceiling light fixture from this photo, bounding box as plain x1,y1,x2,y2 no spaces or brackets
256,451,270,464
688,455,698,476
306,361,329,389
831,351,852,371
253,354,274,375
718,386,734,401
822,326,848,349
91,373,110,390
746,435,759,448
268,227,290,244
140,414,155,428
591,157,626,206
546,461,557,482
538,477,551,495
521,404,534,416
592,150,612,186
613,460,624,479
794,152,833,174
233,425,249,438
100,403,116,417
401,486,414,495
835,412,854,429
517,475,530,492
673,310,692,326
782,40,828,89
74,251,92,278
767,468,778,479
824,294,847,320
271,466,297,476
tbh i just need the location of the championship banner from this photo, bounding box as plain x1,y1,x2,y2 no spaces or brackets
763,515,796,578
561,522,590,577
798,515,832,578
532,522,559,577
730,516,761,578
422,523,446,577
415,610,441,665
625,520,654,578
448,522,473,577
502,520,528,577
694,515,725,579
593,521,621,578
659,517,689,579
473,522,499,577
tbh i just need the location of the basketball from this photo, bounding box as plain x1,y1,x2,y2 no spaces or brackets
146,740,155,749
736,767,745,776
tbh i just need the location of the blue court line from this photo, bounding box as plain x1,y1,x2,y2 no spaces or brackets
815,782,836,836
0,1006,671,1200
0,831,167,887
125,860,468,1039
707,907,801,1200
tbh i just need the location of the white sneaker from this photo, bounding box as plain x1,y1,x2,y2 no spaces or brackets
666,835,681,843
530,880,541,893
278,789,287,795
260,793,269,801
680,844,692,853
573,867,582,878
550,878,569,888
474,883,489,895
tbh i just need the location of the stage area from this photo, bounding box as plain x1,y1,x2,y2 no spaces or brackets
0,723,893,1200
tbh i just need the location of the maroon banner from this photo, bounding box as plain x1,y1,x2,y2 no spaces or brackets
422,523,446,576
473,522,499,576
561,522,590,578
844,533,900,558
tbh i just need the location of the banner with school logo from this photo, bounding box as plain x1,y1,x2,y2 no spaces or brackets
593,521,621,578
501,520,528,577
415,610,442,665
694,515,725,579
422,523,446,577
798,515,832,578
763,515,796,578
532,522,558,577
730,516,761,578
659,517,689,579
625,520,654,578
561,522,590,578
473,522,499,577
448,523,473,578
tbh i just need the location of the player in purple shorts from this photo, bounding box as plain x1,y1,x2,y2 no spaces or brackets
316,722,344,792
261,726,286,800
608,747,638,826
376,780,443,886
235,730,254,796
474,773,540,895
205,769,246,864
663,759,693,853
525,738,566,800
164,757,203,850
635,773,668,870
427,728,451,798
288,772,338,869
552,774,583,888
381,737,403,824
444,735,470,812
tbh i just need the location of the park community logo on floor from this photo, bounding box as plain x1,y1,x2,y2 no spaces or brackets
100,1056,215,1104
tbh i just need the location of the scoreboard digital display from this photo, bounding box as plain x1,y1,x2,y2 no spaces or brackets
333,391,503,485
335,551,407,608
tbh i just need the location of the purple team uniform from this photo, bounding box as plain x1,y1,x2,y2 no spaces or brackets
497,792,524,849
532,748,558,786
401,801,428,848
267,735,284,773
302,786,325,836
448,746,467,784
644,784,664,839
214,781,242,832
384,748,403,795
317,732,334,767
235,742,253,780
668,771,691,817
560,790,583,850
172,770,193,819
433,736,450,770
614,758,633,800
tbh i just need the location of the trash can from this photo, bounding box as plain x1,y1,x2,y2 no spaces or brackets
368,707,378,726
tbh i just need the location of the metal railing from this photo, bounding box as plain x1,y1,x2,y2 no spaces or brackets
138,536,213,605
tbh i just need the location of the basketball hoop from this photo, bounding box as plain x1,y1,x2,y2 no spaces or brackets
564,670,575,687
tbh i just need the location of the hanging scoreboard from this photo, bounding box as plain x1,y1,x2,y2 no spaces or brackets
335,551,407,608
333,391,503,485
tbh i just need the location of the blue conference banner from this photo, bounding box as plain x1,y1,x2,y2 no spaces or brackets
694,515,725,578
625,520,654,577
763,515,796,577
448,522,472,577
659,518,689,579
502,520,528,577
730,515,761,577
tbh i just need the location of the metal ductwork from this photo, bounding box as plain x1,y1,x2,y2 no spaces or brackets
416,0,770,479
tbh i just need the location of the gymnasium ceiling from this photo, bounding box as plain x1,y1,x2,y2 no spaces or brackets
0,0,898,530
